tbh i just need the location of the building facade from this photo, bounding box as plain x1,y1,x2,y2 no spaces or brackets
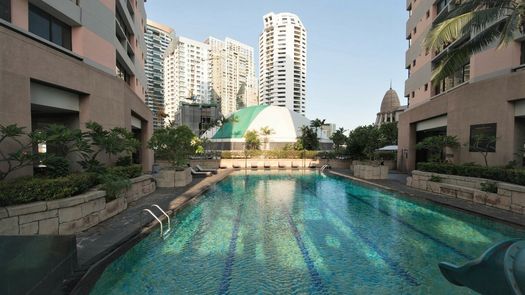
205,37,257,116
376,88,407,126
173,103,220,136
0,0,153,176
163,36,210,124
145,19,174,129
398,0,525,171
259,12,307,115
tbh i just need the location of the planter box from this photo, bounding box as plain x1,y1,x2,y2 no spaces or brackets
353,164,389,180
156,168,192,188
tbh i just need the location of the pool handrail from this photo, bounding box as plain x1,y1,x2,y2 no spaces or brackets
151,204,171,236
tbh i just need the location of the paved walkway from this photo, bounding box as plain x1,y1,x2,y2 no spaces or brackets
76,170,233,270
330,169,525,228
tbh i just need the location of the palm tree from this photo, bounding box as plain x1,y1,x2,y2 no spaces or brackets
259,126,274,150
425,0,525,83
310,118,326,138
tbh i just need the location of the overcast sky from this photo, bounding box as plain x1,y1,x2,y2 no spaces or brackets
146,0,408,130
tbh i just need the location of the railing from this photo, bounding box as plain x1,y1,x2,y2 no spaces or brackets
142,204,171,239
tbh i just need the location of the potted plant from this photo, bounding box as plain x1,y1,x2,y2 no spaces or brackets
148,125,198,187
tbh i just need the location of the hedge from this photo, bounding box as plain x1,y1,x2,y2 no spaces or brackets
106,164,143,179
0,173,99,206
417,162,525,186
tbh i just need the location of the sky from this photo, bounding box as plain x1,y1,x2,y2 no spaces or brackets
145,0,408,131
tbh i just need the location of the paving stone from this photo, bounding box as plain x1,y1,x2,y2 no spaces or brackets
512,191,525,207
81,198,106,216
6,202,46,216
19,221,38,235
19,209,58,224
39,217,59,235
83,190,106,202
510,204,524,215
0,216,19,235
47,194,86,210
99,198,127,222
473,191,488,204
59,213,99,235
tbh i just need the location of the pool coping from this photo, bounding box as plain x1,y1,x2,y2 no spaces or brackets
70,169,235,295
327,169,525,228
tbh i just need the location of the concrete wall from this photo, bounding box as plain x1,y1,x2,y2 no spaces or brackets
0,175,155,235
0,24,153,176
408,171,525,216
398,70,525,172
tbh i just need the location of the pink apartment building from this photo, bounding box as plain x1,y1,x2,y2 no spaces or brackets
0,0,153,176
399,0,525,171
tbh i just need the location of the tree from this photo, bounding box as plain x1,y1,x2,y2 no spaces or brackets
310,118,326,138
378,122,398,146
416,135,460,163
425,0,524,82
297,125,320,151
466,134,498,167
148,125,198,169
259,126,274,150
244,130,261,150
330,127,347,152
346,125,381,160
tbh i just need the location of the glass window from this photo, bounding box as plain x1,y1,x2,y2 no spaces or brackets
469,123,497,152
29,4,71,50
0,0,10,21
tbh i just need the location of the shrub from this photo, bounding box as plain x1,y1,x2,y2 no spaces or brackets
417,162,525,186
116,156,133,167
97,173,131,201
107,164,142,179
480,182,498,193
0,173,98,206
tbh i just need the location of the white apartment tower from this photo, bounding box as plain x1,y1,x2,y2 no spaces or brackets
259,12,307,115
145,20,175,129
163,36,210,124
205,37,258,116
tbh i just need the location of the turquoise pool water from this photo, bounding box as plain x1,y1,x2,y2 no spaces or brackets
91,171,525,294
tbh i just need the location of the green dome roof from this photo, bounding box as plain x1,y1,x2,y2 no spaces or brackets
212,105,269,139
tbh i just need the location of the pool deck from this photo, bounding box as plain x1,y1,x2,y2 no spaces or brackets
329,169,525,228
75,169,234,271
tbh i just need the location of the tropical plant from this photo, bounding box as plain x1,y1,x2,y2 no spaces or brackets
310,118,326,138
0,124,36,180
346,125,381,160
297,125,320,151
466,134,498,167
416,135,460,163
244,130,261,150
259,126,274,150
148,125,198,169
330,127,347,152
425,0,525,82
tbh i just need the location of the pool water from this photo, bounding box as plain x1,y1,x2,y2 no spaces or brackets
91,171,525,294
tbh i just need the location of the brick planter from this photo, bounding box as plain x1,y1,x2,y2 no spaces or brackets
0,175,156,235
407,171,525,215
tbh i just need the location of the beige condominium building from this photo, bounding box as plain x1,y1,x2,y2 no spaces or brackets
205,36,258,116
398,0,525,172
0,0,153,177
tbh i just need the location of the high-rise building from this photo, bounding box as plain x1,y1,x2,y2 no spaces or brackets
205,37,257,116
0,0,153,176
163,36,210,124
259,12,307,115
398,0,525,171
145,20,175,129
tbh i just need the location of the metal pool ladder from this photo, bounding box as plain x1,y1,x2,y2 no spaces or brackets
143,204,171,239
320,164,329,172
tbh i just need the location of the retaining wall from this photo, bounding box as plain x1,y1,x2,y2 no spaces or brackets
188,159,351,169
408,171,525,215
0,175,156,235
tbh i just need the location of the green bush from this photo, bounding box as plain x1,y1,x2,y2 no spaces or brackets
429,175,442,182
98,173,131,201
417,162,525,186
0,173,98,206
106,164,143,179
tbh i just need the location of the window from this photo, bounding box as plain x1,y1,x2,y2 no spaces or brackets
29,4,71,50
0,0,10,21
424,84,428,91
469,123,497,152
521,42,525,65
426,10,430,19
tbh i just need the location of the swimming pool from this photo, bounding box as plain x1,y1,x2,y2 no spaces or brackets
90,171,524,294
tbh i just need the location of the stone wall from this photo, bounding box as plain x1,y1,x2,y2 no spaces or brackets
0,175,156,235
188,159,351,169
353,164,389,180
407,171,525,215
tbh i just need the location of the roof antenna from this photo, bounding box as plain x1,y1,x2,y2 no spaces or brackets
390,79,392,89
